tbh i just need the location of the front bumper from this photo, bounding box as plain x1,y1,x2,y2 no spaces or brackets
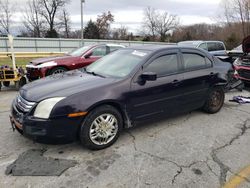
10,109,83,143
234,66,250,82
26,67,47,81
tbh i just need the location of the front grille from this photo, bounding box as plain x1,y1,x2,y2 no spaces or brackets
15,94,36,113
26,67,41,80
242,62,250,66
238,69,250,79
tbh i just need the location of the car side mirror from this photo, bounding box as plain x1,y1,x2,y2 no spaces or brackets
141,72,157,81
84,51,93,59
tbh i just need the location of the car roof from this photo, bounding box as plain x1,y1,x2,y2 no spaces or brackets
178,41,203,47
126,44,211,55
127,44,177,51
178,40,224,47
89,43,125,48
106,43,125,47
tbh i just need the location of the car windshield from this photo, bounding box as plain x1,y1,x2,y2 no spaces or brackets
85,49,149,78
68,46,91,57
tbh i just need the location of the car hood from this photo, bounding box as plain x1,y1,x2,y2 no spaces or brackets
30,55,76,65
20,70,117,102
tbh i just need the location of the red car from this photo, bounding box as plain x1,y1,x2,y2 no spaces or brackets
230,36,250,84
26,44,125,81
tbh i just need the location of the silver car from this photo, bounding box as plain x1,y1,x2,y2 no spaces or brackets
178,40,227,57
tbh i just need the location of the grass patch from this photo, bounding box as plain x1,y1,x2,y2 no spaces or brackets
0,58,33,67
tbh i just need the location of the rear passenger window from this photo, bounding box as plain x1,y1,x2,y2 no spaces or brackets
183,53,207,70
205,57,212,67
145,54,178,77
207,42,225,51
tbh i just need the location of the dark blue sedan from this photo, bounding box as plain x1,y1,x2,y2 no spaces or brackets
10,45,230,150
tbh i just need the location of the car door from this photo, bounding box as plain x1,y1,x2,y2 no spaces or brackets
179,49,214,112
127,50,184,121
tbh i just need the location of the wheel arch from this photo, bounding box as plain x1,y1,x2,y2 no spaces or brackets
86,100,132,129
46,65,69,76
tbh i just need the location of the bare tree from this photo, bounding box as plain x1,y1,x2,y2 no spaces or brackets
155,12,179,42
142,7,179,41
143,7,157,40
221,0,250,37
96,11,114,39
23,0,44,37
112,25,129,40
0,0,14,34
60,8,71,38
39,0,69,37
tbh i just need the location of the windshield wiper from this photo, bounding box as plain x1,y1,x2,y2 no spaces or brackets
84,68,106,78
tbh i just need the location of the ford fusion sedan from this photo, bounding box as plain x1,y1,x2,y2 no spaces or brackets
10,46,229,150
26,43,125,81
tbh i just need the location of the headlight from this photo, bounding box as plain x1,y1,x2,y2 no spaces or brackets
233,59,242,66
34,97,65,119
26,61,57,69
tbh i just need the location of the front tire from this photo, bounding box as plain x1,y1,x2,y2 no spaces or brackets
15,77,27,90
203,87,225,114
48,67,68,76
80,105,123,150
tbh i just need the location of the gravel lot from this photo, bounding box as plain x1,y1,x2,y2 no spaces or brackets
0,86,250,188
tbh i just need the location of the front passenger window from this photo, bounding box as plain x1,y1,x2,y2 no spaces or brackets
92,46,107,56
144,54,178,77
198,43,207,50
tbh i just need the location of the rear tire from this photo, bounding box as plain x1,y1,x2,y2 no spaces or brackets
48,67,67,76
3,81,10,87
203,87,225,114
80,105,123,150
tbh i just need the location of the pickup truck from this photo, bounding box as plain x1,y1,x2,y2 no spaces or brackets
178,40,229,61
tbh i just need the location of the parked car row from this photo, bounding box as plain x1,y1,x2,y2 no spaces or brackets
10,45,231,150
23,39,250,85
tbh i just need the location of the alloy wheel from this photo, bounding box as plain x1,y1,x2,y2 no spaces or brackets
89,114,118,146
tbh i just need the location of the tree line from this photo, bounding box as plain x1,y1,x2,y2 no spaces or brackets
1,0,250,49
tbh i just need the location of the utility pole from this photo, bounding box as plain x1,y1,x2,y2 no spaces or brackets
81,0,85,46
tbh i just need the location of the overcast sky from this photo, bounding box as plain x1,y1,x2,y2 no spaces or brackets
12,0,222,33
